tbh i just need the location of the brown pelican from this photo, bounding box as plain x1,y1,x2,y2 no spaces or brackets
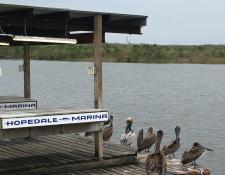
181,142,213,165
120,117,136,146
125,117,133,133
103,115,113,125
85,115,113,137
162,126,181,158
137,127,156,152
103,115,113,141
145,130,167,175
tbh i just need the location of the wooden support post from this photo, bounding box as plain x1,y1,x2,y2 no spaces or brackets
94,128,103,159
23,44,31,98
94,15,103,160
94,15,103,109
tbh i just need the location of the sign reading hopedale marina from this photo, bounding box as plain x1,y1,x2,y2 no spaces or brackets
1,111,108,129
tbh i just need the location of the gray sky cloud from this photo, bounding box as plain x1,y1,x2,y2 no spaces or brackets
1,0,225,45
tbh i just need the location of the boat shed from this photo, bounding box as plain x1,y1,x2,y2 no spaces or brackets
0,3,146,44
0,3,147,106
0,3,147,160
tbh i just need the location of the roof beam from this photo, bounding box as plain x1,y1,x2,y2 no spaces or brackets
0,26,103,44
34,11,70,20
1,26,65,37
0,8,33,18
107,17,147,27
0,17,93,31
104,26,141,34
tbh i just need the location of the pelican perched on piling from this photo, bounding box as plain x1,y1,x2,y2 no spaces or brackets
103,115,113,141
137,127,156,152
162,126,181,158
145,130,167,175
181,142,213,165
120,117,136,146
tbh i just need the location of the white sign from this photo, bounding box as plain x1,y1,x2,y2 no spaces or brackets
87,66,96,75
18,65,24,72
0,102,37,111
0,67,2,76
2,111,108,129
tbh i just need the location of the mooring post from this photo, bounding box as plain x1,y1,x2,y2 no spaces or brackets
23,43,31,98
94,15,103,160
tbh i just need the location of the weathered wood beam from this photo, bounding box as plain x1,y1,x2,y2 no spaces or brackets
23,44,31,98
106,17,147,27
0,17,92,31
0,27,100,44
0,16,142,35
22,156,137,175
0,8,33,17
94,15,103,109
34,11,70,20
104,25,142,34
94,15,103,160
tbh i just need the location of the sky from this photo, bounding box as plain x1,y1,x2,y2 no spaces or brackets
1,0,225,45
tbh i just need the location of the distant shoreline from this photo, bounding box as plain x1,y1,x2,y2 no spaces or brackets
1,44,225,64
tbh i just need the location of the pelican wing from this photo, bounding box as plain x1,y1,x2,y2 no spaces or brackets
121,131,136,146
181,147,204,165
163,139,180,155
142,134,156,150
103,126,113,141
145,153,164,174
137,129,144,149
160,150,167,173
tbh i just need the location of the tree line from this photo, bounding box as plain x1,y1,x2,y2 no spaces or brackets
1,44,225,64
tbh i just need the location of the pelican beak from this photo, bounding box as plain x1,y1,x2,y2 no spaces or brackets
204,146,213,151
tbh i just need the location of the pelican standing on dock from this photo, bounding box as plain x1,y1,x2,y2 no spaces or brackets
181,142,213,165
120,117,136,146
103,115,113,141
162,126,181,158
137,127,156,152
145,130,167,175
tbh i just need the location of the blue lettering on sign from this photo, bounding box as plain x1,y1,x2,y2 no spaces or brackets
102,114,108,119
28,120,33,124
72,116,80,121
34,119,40,124
81,116,86,120
53,118,58,122
14,121,20,125
41,119,47,123
6,121,14,126
3,113,107,128
21,120,27,125
1,103,36,110
87,115,92,120
4,117,59,127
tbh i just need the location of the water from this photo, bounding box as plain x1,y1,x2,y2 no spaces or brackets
0,60,224,174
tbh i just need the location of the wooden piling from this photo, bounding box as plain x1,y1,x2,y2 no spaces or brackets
23,44,31,98
94,15,103,109
94,15,103,160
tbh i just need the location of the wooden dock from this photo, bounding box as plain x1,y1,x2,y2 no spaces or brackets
0,133,136,175
0,134,210,175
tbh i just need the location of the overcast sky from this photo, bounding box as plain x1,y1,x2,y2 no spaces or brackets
1,0,225,45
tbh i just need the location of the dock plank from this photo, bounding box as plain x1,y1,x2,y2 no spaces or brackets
0,134,136,175
0,134,209,175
